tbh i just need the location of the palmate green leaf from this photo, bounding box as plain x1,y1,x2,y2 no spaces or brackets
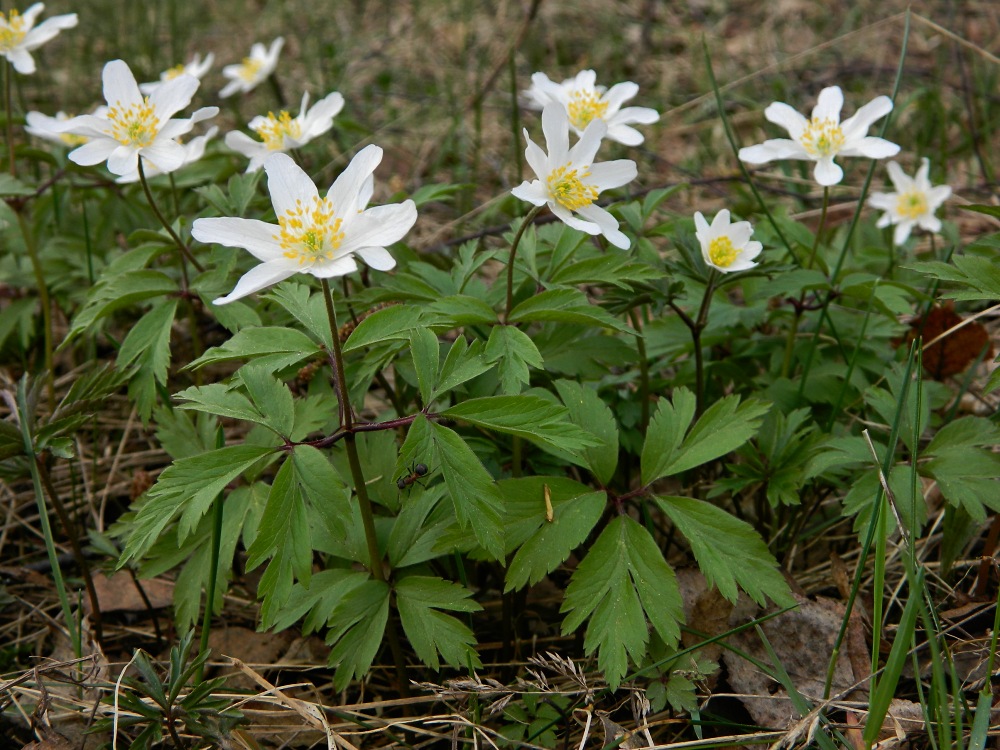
409,327,440,405
396,576,482,670
656,495,793,607
430,337,492,401
238,365,295,437
175,383,266,425
388,486,452,568
119,444,274,564
561,516,683,689
117,300,177,421
342,304,423,353
497,476,595,554
268,568,368,633
441,395,598,453
69,270,179,336
641,388,768,485
327,579,390,691
426,295,498,326
508,288,632,334
187,326,321,372
548,254,663,289
485,324,544,395
265,282,334,348
906,256,1000,301
553,380,619,484
505,484,605,591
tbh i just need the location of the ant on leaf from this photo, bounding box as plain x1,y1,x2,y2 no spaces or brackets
396,462,429,491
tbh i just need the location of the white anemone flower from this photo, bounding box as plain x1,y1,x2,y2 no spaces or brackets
224,91,345,172
140,52,215,95
60,59,219,177
0,3,77,75
511,102,637,249
738,86,900,187
524,69,659,146
116,125,219,184
694,209,762,274
219,37,284,98
867,158,952,246
25,110,93,147
192,148,417,305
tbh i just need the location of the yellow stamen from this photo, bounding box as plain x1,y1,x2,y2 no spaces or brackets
799,117,846,158
164,63,187,80
238,57,263,82
107,99,160,147
547,163,598,211
708,236,738,268
0,10,27,53
567,90,609,130
895,190,927,220
274,197,345,265
253,110,301,150
59,132,89,147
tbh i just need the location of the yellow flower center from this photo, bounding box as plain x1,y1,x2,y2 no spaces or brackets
708,236,738,268
799,117,846,158
253,110,301,150
164,63,187,80
59,132,89,147
567,90,609,130
895,190,927,220
0,10,27,52
238,57,263,82
547,163,598,211
275,197,345,265
107,99,160,147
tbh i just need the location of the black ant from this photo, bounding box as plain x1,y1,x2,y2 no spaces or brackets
396,463,429,491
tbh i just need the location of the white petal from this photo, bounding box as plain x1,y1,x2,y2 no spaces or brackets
327,144,381,212
309,254,357,279
300,91,344,138
893,222,913,246
67,138,117,166
587,159,637,191
693,211,710,241
841,136,900,159
840,95,893,141
106,145,140,176
572,70,598,91
225,130,267,162
739,139,809,163
611,105,659,126
918,216,942,234
148,74,198,122
264,153,319,216
812,86,843,124
740,240,763,262
813,158,844,186
604,124,644,146
727,220,753,248
219,79,242,99
342,201,417,251
103,60,142,109
192,217,283,261
568,117,608,166
20,13,78,50
926,185,952,207
885,161,909,192
541,103,570,165
523,135,548,180
914,157,931,188
603,81,639,111
8,49,37,74
711,209,732,231
353,245,397,271
550,202,599,235
576,204,630,249
763,102,808,138
511,180,548,206
138,141,186,173
867,192,896,212
214,260,298,305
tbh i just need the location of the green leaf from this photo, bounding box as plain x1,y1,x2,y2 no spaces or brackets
505,487,605,591
327,579,390,691
119,444,274,564
117,300,177,421
396,576,482,670
426,418,505,559
548,254,663,289
265,283,334,348
69,270,179,336
430,337,492,401
342,304,423,353
553,380,619,485
238,365,295,437
0,173,35,196
174,383,267,425
484,325,544,395
426,295,498,326
187,326,321,372
641,388,768,484
268,568,367,633
409,327,440,405
906,256,1000,301
561,516,683,689
508,288,632,333
441,395,598,453
656,495,793,606
409,182,462,207
387,486,452,568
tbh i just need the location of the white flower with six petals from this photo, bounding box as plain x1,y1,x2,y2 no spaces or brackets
60,59,218,177
524,69,659,146
738,86,899,187
225,91,345,172
115,126,219,184
512,103,637,249
0,3,77,75
192,148,417,305
694,209,763,274
219,37,284,98
867,158,951,246
140,53,215,95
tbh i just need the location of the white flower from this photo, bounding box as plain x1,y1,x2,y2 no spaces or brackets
116,125,218,184
694,209,762,273
60,59,218,176
219,37,284,98
524,69,659,146
224,91,345,172
192,148,417,305
139,52,215,95
0,3,77,75
511,102,637,249
867,158,951,246
738,86,900,187
25,109,93,147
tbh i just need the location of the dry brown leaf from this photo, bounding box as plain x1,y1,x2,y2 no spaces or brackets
85,572,173,614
